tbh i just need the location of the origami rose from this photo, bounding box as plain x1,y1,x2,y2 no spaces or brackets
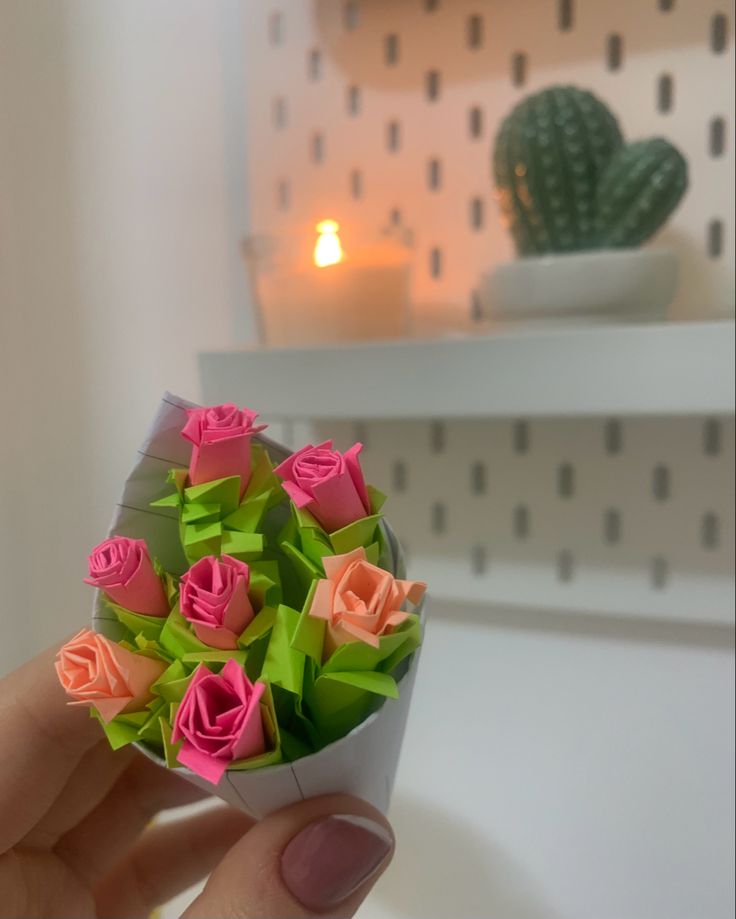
181,403,266,497
179,555,255,650
309,547,426,655
85,536,169,617
55,628,166,723
275,441,370,533
172,659,266,784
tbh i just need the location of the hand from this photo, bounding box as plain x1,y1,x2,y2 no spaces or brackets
0,643,395,918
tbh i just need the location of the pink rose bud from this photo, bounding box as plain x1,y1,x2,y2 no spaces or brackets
181,403,266,497
309,547,426,657
179,555,255,650
85,536,169,617
275,441,371,533
55,628,166,723
172,660,266,784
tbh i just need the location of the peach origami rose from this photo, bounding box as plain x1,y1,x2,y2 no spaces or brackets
85,536,169,617
181,403,266,497
179,555,255,650
308,547,426,656
55,628,166,723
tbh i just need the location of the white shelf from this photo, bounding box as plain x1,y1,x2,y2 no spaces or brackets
200,321,735,419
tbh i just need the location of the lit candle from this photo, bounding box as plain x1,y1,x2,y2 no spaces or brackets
255,220,410,347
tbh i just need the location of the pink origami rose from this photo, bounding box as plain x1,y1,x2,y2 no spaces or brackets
179,555,255,650
181,403,266,497
172,660,266,784
275,441,370,533
309,547,426,657
85,536,169,617
55,628,166,723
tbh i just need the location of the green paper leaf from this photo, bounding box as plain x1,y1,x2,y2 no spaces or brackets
238,606,277,647
104,599,168,641
184,476,241,515
329,514,383,556
290,581,325,665
151,492,182,509
159,606,211,658
182,650,248,667
248,561,282,609
368,485,387,514
319,670,399,698
183,519,223,547
322,630,408,675
261,605,305,696
160,718,183,768
181,502,221,524
245,444,283,504
152,659,195,703
224,491,270,533
220,530,264,559
281,541,324,596
377,615,422,674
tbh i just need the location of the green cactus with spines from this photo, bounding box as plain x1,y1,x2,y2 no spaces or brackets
493,85,688,255
594,138,688,248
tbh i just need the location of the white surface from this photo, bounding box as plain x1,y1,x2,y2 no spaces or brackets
482,248,679,322
200,321,736,418
242,0,735,331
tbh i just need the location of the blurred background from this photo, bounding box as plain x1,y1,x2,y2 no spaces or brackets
0,2,734,918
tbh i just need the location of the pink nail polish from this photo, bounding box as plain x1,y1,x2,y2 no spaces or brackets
281,814,394,911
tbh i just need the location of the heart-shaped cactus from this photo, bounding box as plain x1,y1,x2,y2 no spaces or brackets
493,85,688,255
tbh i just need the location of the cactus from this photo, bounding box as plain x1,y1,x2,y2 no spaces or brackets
493,85,688,255
493,85,624,255
594,138,688,248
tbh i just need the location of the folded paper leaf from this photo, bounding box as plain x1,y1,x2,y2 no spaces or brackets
152,444,281,564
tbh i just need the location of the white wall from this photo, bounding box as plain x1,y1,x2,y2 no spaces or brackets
0,0,254,670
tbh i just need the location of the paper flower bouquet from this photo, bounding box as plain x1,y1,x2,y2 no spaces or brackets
55,394,426,818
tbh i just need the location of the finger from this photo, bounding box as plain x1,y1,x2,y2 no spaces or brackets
182,794,394,919
0,642,101,853
23,741,136,848
94,806,254,918
55,753,208,887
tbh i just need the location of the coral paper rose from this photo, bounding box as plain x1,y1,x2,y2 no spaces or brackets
172,660,266,784
85,536,169,616
309,547,426,654
180,555,255,650
55,629,166,722
275,441,370,533
181,403,266,497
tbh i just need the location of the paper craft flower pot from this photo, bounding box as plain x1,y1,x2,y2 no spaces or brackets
92,392,423,819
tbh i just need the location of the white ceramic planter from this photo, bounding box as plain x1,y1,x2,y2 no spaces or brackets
479,248,679,325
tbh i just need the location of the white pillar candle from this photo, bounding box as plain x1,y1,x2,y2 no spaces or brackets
255,223,411,347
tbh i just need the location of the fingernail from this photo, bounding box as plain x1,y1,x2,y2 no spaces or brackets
281,814,394,911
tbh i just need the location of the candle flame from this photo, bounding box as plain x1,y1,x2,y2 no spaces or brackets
314,219,344,268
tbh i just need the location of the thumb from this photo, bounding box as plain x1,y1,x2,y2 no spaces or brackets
181,794,395,918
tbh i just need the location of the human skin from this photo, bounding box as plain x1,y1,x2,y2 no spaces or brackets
0,641,394,918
